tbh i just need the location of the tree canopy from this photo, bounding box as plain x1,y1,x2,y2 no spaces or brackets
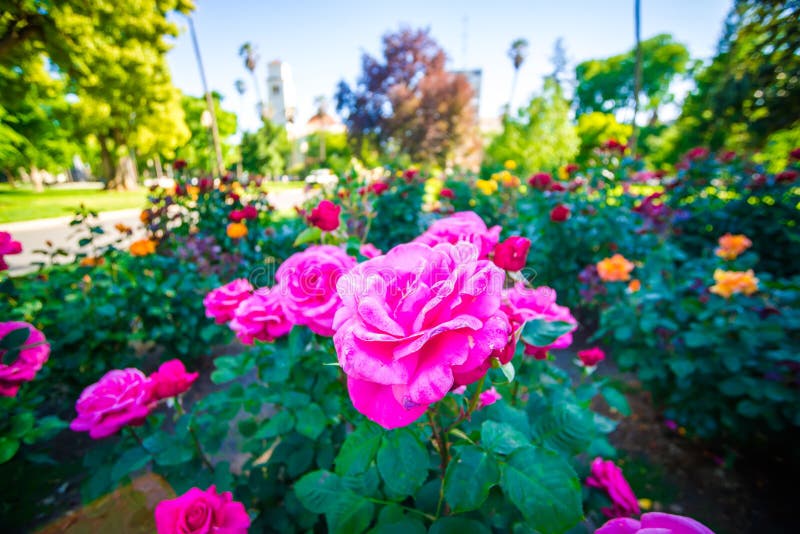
240,120,292,177
175,92,238,173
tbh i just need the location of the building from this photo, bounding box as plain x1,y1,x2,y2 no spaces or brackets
266,60,297,131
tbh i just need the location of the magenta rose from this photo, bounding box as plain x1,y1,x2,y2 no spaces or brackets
155,485,250,534
149,359,199,401
308,200,341,231
586,458,641,519
502,283,577,356
0,231,22,271
70,368,153,439
492,236,531,272
479,387,502,408
359,243,383,259
229,287,293,344
275,245,356,336
0,321,50,397
414,211,501,259
203,279,253,324
578,347,606,367
333,241,511,429
596,512,714,534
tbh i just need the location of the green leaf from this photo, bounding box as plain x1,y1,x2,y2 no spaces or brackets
499,361,515,383
293,226,322,247
0,437,20,464
601,387,631,416
335,421,384,476
294,470,374,534
295,404,328,440
372,518,427,534
532,404,593,456
9,412,35,438
444,445,500,512
111,447,151,481
737,400,760,418
481,420,529,455
327,492,374,534
500,446,583,534
429,517,491,534
0,326,31,365
520,320,574,348
668,358,694,378
376,428,428,497
255,410,295,439
684,330,710,348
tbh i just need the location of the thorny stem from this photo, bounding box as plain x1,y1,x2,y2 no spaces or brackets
444,374,488,434
366,497,436,521
126,426,147,452
176,398,215,474
428,410,450,518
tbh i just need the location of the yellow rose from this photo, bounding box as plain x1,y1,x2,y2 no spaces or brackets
710,269,758,298
476,179,498,195
504,160,517,171
715,233,752,260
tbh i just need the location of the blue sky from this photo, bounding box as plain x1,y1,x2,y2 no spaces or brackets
166,0,732,132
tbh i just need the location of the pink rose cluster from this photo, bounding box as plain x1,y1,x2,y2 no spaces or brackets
596,513,715,534
501,282,578,360
0,321,50,397
70,359,198,439
205,245,357,342
414,211,501,259
0,231,22,272
155,485,250,534
586,458,641,519
332,241,511,429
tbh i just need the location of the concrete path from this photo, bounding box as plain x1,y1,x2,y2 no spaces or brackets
0,189,307,276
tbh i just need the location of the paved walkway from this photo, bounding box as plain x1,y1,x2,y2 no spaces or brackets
0,189,307,276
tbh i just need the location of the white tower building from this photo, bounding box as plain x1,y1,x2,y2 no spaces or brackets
266,60,297,131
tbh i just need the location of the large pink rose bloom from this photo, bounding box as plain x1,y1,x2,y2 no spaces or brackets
414,211,501,259
502,283,578,357
333,241,511,429
230,288,293,344
275,245,356,336
155,485,250,534
596,512,715,534
70,368,153,439
0,231,22,271
586,458,641,519
203,279,253,324
0,322,50,397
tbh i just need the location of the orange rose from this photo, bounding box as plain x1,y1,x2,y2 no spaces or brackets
627,279,641,293
115,223,132,233
79,256,105,267
226,222,248,239
130,239,157,257
597,254,635,282
715,233,752,260
139,210,151,224
709,269,758,298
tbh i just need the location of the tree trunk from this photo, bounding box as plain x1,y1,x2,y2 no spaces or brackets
99,135,115,185
154,153,164,179
4,168,16,187
110,155,138,191
30,165,44,192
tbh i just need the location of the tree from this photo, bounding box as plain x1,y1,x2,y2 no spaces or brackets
335,26,476,166
549,38,569,85
239,42,266,121
486,78,580,173
0,0,194,188
575,112,633,163
240,120,292,177
507,38,530,113
674,0,800,155
175,92,238,173
574,34,690,122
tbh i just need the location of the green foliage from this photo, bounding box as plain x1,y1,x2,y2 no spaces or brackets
485,78,579,175
240,119,292,177
176,92,239,173
576,112,633,164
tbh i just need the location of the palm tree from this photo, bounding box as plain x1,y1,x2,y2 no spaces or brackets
507,38,529,115
239,42,266,120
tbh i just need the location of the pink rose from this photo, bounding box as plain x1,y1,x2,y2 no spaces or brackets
359,243,383,259
479,387,502,408
0,321,50,397
333,241,511,429
204,279,253,325
493,236,531,272
502,283,578,355
229,288,293,344
578,347,606,367
149,359,199,401
595,512,714,534
452,385,467,395
155,485,250,534
70,368,153,439
308,200,341,231
586,458,640,518
414,211,501,259
0,231,23,271
275,245,356,336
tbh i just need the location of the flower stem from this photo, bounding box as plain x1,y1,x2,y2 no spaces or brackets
467,375,487,416
126,426,148,453
176,397,215,473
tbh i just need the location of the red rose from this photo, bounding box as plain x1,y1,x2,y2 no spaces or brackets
370,182,389,195
528,172,552,189
550,182,566,192
440,188,455,199
578,347,605,367
229,209,244,222
493,236,531,272
601,139,627,154
565,163,579,174
198,178,213,192
241,205,258,220
173,159,187,171
719,151,737,163
776,169,798,184
308,200,341,231
686,147,710,161
403,169,419,181
149,359,199,401
550,204,571,222
791,147,800,161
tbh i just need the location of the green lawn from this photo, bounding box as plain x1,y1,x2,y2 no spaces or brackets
0,184,148,223
261,180,307,192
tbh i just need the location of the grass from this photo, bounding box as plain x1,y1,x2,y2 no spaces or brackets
260,180,307,192
0,184,148,224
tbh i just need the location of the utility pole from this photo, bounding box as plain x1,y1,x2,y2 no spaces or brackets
630,0,643,157
188,15,225,176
